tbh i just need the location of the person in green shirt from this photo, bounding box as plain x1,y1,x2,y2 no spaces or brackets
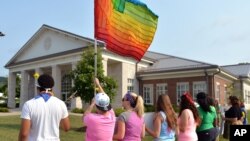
196,92,218,141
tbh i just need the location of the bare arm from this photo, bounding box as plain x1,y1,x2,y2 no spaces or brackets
83,78,104,119
60,116,70,132
18,119,31,141
179,110,189,132
95,78,104,93
145,113,161,138
83,98,95,117
223,117,237,122
113,120,125,140
141,123,145,138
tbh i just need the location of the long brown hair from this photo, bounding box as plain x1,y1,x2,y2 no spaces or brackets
156,94,177,130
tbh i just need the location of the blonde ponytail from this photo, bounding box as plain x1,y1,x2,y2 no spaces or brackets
131,92,144,118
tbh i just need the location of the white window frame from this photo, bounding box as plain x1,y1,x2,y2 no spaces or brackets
156,83,168,101
176,82,189,104
215,82,220,101
143,84,153,105
192,81,207,101
61,74,72,102
247,91,250,104
127,78,134,92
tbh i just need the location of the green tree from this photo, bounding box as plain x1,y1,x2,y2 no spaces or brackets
0,84,7,97
71,47,117,103
0,75,20,98
226,83,243,100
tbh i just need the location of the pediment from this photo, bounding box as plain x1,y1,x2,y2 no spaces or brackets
5,25,98,68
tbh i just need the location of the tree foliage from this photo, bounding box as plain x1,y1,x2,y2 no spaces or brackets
226,83,243,101
70,47,118,103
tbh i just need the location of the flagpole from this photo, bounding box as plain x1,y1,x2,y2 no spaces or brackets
94,38,97,95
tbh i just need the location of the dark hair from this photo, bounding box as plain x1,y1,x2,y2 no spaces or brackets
207,96,216,107
229,96,240,107
196,92,211,112
96,104,112,112
37,74,54,91
179,92,200,124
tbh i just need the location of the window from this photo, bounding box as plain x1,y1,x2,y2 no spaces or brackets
193,81,207,101
247,91,250,104
143,84,153,105
61,74,72,102
127,78,134,92
156,83,168,101
215,83,220,101
176,82,189,104
224,85,227,103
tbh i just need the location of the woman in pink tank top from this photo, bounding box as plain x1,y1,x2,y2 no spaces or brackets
178,92,200,141
113,92,145,141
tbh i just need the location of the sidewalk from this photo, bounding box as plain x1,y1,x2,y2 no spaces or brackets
0,108,21,116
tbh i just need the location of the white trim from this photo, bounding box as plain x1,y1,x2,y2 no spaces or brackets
8,53,82,73
176,82,189,104
156,83,168,101
192,81,207,100
143,84,153,105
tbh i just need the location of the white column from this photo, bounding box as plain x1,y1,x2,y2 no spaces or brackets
7,72,16,108
52,65,61,99
71,62,77,87
34,68,43,96
102,57,108,76
20,70,29,108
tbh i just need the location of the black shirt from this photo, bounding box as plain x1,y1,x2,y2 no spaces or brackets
225,106,242,120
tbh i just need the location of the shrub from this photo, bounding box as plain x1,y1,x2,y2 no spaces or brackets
144,104,155,112
0,103,7,107
172,104,180,113
144,104,180,113
71,108,84,113
114,108,125,116
0,107,9,112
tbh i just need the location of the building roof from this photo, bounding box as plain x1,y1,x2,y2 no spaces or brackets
139,51,218,73
222,63,250,78
5,24,105,68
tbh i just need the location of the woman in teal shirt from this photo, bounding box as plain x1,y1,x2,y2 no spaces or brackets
196,92,218,141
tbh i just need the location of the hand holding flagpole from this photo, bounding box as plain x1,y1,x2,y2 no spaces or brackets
94,38,97,95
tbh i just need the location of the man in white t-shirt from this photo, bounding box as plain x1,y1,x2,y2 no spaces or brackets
18,74,70,141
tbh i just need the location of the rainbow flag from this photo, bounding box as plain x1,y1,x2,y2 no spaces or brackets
94,0,158,61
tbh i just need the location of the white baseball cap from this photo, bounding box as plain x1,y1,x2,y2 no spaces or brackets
95,93,111,111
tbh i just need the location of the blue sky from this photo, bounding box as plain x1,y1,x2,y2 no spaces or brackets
1,0,250,77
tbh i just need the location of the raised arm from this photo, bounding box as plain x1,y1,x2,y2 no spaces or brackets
95,78,104,93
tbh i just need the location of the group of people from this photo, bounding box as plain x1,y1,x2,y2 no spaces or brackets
18,74,247,141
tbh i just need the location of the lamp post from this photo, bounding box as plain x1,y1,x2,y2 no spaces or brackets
0,32,5,37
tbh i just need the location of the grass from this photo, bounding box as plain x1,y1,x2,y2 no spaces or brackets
1,111,249,141
0,114,153,141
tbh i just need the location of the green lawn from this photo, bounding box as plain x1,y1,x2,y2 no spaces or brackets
1,111,249,141
0,114,153,141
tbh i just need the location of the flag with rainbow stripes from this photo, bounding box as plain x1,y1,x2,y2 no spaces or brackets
95,0,158,61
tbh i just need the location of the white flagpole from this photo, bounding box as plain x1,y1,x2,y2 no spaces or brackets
94,38,97,95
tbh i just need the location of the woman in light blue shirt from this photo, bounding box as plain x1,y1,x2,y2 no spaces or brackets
145,95,177,141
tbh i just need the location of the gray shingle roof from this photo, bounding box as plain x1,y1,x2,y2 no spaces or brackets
222,63,250,77
141,51,217,73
